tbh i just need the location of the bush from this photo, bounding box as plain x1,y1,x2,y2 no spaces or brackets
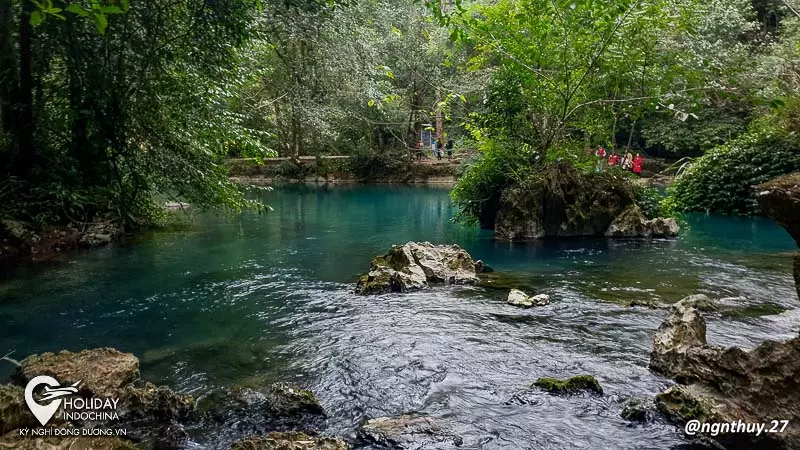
450,138,535,227
667,126,800,215
633,185,665,219
347,151,410,180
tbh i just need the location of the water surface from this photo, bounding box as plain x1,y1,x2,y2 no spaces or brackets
1,184,797,449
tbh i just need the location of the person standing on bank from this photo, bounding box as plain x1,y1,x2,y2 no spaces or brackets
632,153,644,175
436,139,444,160
446,138,454,159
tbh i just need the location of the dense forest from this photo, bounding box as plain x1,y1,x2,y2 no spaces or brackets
1,0,799,232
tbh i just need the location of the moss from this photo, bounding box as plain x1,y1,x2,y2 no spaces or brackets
654,387,712,423
533,375,603,395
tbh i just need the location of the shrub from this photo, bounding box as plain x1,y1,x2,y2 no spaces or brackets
450,138,535,227
347,151,409,180
667,127,800,215
633,185,665,219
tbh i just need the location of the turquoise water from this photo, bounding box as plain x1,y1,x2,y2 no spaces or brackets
0,184,797,448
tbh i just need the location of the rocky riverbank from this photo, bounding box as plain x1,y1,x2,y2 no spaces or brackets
0,220,122,268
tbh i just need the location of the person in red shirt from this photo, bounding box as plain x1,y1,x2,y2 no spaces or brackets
608,153,619,166
596,146,607,158
632,154,644,175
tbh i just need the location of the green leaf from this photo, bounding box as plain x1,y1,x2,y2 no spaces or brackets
30,10,44,26
94,13,108,34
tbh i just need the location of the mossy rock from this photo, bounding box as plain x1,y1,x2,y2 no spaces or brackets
532,375,603,395
654,385,717,423
620,397,652,423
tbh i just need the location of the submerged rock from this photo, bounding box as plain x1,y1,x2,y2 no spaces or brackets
649,295,800,448
17,348,140,397
620,397,654,423
604,205,680,238
756,173,800,300
357,415,463,448
266,383,326,419
356,242,479,295
118,381,195,421
230,432,349,450
532,375,603,395
506,289,550,307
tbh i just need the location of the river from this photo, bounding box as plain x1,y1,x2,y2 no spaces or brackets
0,184,797,449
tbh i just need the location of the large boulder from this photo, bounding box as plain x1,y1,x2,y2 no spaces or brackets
357,415,463,448
14,348,195,448
756,173,800,300
649,295,800,448
495,163,634,240
230,432,349,450
605,205,680,238
494,163,678,240
17,348,140,397
356,242,480,295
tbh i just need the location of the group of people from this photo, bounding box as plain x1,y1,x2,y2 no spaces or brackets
417,138,454,160
595,146,643,175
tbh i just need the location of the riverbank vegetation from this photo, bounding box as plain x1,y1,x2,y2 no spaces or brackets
1,0,798,238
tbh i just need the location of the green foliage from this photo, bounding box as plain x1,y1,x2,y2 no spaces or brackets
450,138,534,227
347,151,410,180
633,185,665,219
667,125,800,215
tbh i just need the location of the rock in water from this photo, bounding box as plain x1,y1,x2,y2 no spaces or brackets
604,205,680,238
507,289,550,307
230,432,349,450
649,294,800,448
757,173,800,300
356,242,480,295
532,375,603,395
620,397,652,423
13,347,195,448
17,348,140,397
493,163,678,240
357,415,463,448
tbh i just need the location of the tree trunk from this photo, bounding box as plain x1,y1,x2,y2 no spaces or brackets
0,0,16,166
14,0,35,175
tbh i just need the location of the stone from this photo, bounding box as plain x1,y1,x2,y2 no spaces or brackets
620,397,652,423
356,242,479,295
0,384,37,435
532,375,603,395
230,432,350,450
605,205,680,238
357,415,463,448
494,163,634,240
649,296,710,382
263,383,327,431
0,433,137,450
78,222,121,249
17,348,140,397
117,381,195,421
757,173,800,245
756,173,800,300
506,289,550,307
649,295,800,448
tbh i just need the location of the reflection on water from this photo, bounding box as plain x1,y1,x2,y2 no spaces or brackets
0,184,797,448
